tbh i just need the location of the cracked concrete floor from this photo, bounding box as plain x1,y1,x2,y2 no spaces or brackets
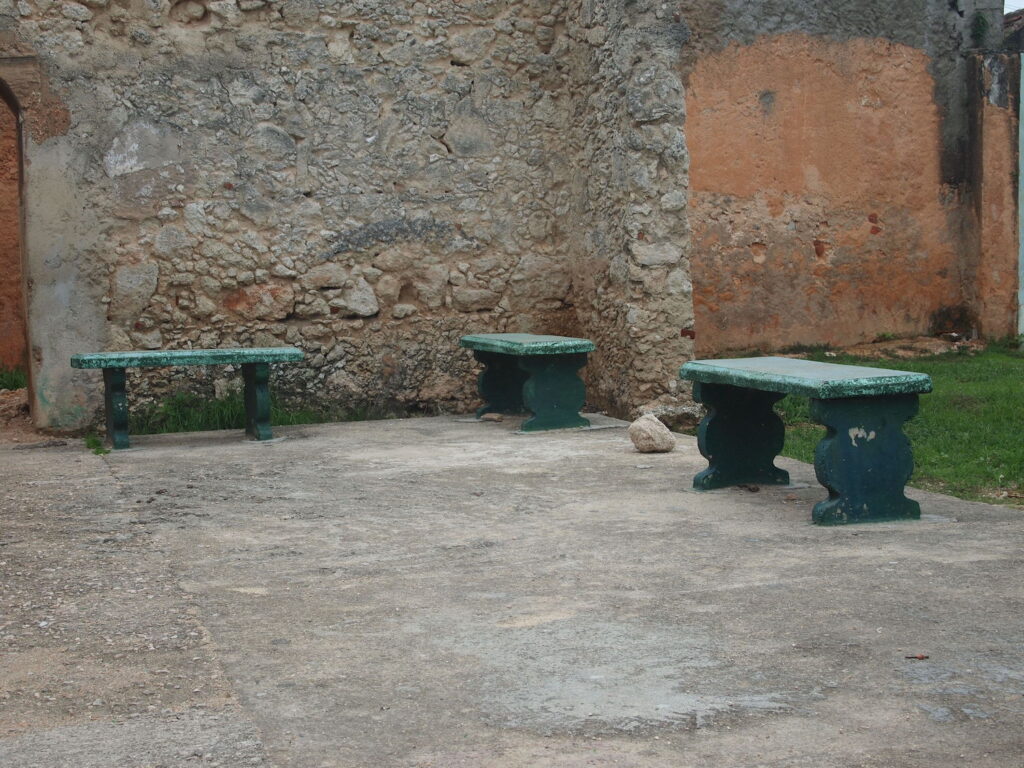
1,415,1022,767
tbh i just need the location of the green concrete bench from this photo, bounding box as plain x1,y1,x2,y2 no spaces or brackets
681,357,933,525
460,333,596,431
70,347,303,449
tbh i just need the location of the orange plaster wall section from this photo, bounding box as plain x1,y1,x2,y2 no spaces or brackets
0,102,23,370
974,70,1019,338
688,35,967,354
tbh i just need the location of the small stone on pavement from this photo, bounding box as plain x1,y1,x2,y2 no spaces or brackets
628,413,676,453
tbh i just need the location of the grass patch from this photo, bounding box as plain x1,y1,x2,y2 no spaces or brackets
0,366,27,390
128,391,404,436
772,344,1024,504
84,433,110,456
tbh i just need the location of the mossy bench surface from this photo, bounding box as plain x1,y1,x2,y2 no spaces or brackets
460,333,596,356
681,357,932,399
681,356,933,526
71,347,303,369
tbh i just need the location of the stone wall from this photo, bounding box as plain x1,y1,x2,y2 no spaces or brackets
6,0,581,426
680,1,1015,355
0,0,1014,429
965,53,1020,337
687,35,969,352
563,0,695,418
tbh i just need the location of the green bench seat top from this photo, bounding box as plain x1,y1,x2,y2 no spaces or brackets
460,333,595,356
70,347,303,369
681,356,932,399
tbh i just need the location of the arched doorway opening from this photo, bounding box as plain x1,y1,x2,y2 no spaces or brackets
0,79,24,392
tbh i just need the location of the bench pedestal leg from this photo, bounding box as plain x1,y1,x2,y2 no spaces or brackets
810,395,921,525
242,363,273,441
518,353,590,432
473,350,528,418
103,367,130,449
692,382,790,490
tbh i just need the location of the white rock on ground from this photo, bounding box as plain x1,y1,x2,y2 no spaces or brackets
628,413,676,453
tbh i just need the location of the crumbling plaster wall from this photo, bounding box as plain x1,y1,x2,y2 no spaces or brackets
965,53,1020,337
561,0,997,417
3,0,1010,428
6,0,581,428
682,0,1015,354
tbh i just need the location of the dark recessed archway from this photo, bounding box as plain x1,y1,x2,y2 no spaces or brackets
0,77,24,382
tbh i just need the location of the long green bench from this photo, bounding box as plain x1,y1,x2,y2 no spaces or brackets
70,347,303,449
680,356,932,525
459,333,595,431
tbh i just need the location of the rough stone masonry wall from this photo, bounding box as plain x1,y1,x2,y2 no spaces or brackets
681,0,1017,355
558,0,997,419
563,0,695,418
2,0,1011,428
5,0,581,427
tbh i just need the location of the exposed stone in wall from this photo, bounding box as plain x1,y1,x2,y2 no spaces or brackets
564,0,694,418
0,97,22,370
9,0,582,419
687,35,967,352
0,0,1006,428
561,0,980,417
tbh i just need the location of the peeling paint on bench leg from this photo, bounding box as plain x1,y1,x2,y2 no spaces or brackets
103,367,130,449
847,427,877,447
692,382,790,490
242,363,273,441
472,350,528,418
810,395,921,525
518,353,590,432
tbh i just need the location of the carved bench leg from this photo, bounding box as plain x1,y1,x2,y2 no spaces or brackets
518,353,590,432
473,350,529,418
103,367,130,449
242,362,273,441
692,382,790,490
810,394,921,525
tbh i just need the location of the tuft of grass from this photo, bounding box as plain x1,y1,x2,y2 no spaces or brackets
970,11,990,48
0,366,27,391
127,391,405,436
774,345,1024,504
84,433,110,455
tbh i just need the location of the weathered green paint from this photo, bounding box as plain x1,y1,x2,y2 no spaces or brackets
810,395,921,525
519,353,590,432
681,357,931,525
242,363,273,441
460,333,596,356
462,334,593,431
692,382,790,490
103,367,130,449
71,347,303,448
681,357,932,399
473,350,529,418
71,347,303,369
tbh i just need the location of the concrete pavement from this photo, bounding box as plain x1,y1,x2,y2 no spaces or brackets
1,415,1022,767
